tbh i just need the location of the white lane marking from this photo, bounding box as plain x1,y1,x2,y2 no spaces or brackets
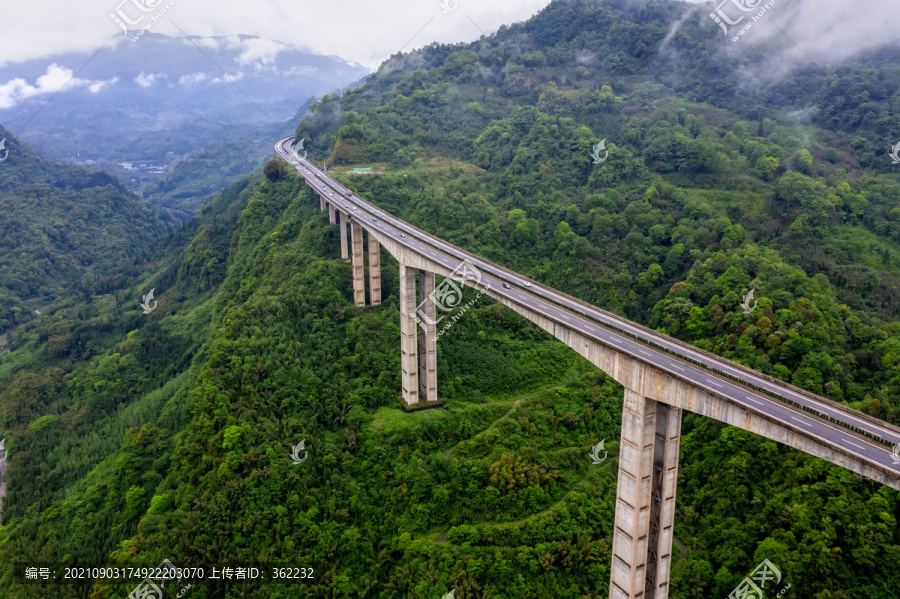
561,315,571,321
790,417,811,427
639,349,652,357
842,438,865,450
610,337,623,345
745,396,764,405
630,335,896,433
290,163,900,442
670,364,684,371
706,379,722,388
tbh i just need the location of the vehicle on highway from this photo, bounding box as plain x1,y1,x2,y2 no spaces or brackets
347,189,353,196
523,282,532,287
372,218,377,223
400,233,405,238
502,283,511,289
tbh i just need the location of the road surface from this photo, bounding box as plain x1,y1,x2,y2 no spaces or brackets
274,137,900,484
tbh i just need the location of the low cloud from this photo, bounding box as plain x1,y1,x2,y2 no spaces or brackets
209,71,245,84
686,0,900,78
234,38,290,66
0,64,117,109
178,72,209,85
194,37,219,50
87,77,117,93
135,71,165,88
283,65,318,77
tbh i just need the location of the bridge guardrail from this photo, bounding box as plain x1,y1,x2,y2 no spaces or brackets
276,139,898,452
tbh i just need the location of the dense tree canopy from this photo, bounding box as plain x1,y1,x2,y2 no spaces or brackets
1,0,899,598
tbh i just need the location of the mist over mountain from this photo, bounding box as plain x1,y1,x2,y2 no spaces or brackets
1,1,899,598
681,0,900,79
0,33,368,195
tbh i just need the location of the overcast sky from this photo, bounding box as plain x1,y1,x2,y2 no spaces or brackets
1,0,898,101
2,0,897,70
0,0,553,69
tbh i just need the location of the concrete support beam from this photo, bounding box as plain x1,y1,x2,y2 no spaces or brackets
646,401,680,599
339,212,349,263
418,270,438,401
476,288,900,490
610,389,681,599
328,203,335,224
399,264,419,406
351,222,366,306
320,195,325,211
368,234,382,305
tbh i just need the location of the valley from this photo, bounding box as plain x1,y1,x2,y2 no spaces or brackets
0,1,899,597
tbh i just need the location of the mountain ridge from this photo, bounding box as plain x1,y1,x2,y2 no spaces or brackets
0,0,898,597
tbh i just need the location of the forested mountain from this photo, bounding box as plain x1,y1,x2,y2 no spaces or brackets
0,33,369,185
0,126,178,336
141,100,314,214
1,1,899,598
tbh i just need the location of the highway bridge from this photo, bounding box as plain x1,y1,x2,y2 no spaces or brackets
275,137,900,599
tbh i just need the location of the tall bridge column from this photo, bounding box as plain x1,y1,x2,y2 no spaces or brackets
328,203,336,225
351,222,366,306
368,234,382,305
418,270,438,401
610,389,681,599
339,212,349,263
399,264,419,405
320,195,325,211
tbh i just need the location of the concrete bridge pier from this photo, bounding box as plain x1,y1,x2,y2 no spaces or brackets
399,264,420,405
418,270,438,401
340,212,349,263
320,195,326,211
328,203,336,225
351,222,366,306
368,234,382,305
610,389,681,599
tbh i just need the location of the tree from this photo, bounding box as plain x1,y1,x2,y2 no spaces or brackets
263,158,285,181
755,156,779,180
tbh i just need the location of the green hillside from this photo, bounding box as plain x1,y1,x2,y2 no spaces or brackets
142,125,295,215
0,1,899,598
0,125,179,335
